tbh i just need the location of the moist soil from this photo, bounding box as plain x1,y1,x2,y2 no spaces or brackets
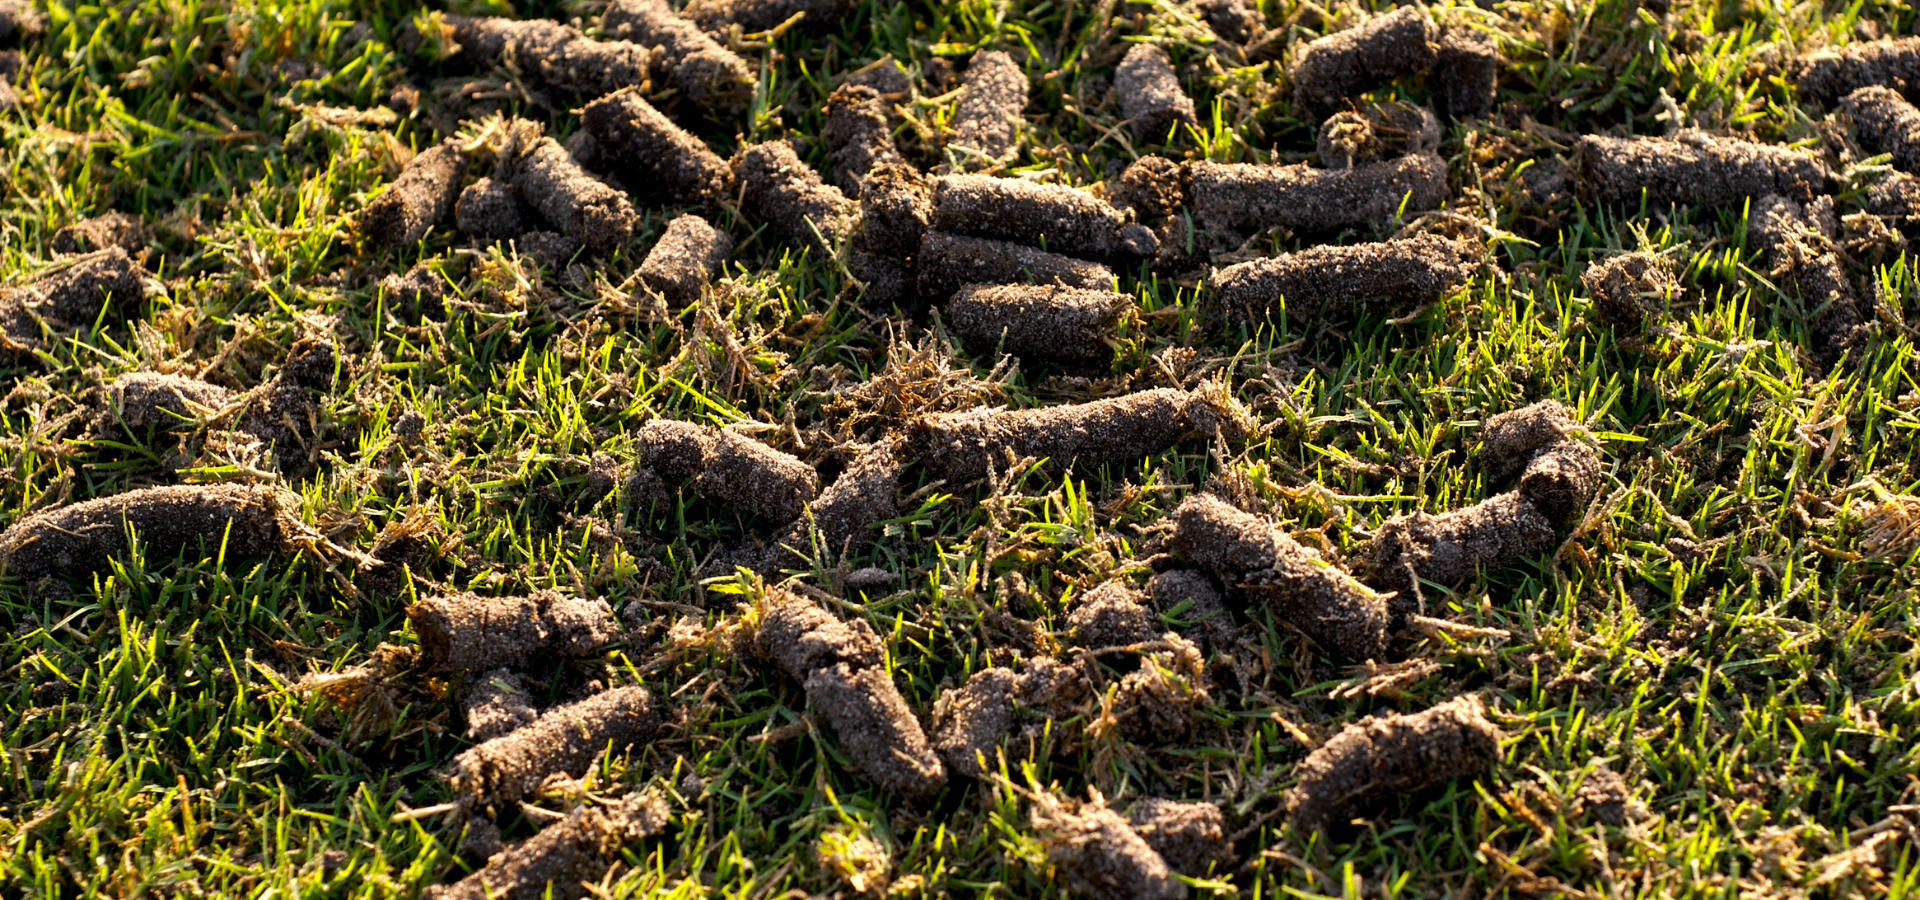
945,50,1028,171
1115,43,1196,143
930,174,1155,260
947,283,1132,359
1283,695,1500,832
582,90,733,206
1189,153,1449,234
423,793,670,900
448,685,659,812
361,140,465,248
1287,6,1437,122
637,214,733,306
410,589,620,673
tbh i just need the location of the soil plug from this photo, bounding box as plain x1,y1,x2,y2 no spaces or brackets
1116,43,1197,143
411,589,620,673
1065,581,1159,649
1288,5,1437,122
0,0,44,46
231,338,339,480
1480,399,1581,486
917,231,1114,302
99,373,235,432
946,50,1028,171
681,0,854,36
381,262,447,320
1189,153,1448,233
52,212,146,257
1315,102,1439,170
456,177,528,240
448,685,659,812
911,387,1236,483
804,662,948,799
1431,27,1498,121
425,793,670,900
931,667,1017,778
1213,233,1474,325
1168,493,1388,660
0,483,298,578
637,214,733,306
1113,634,1210,743
1146,569,1233,645
931,175,1157,260
1283,695,1500,832
633,419,818,521
759,440,903,572
0,248,147,351
1581,251,1675,331
362,139,465,248
1033,795,1188,900
582,89,733,205
440,15,652,100
734,140,858,254
601,0,754,112
854,162,933,260
754,591,885,680
1127,799,1230,876
1198,0,1259,44
825,84,904,192
463,670,540,741
1747,193,1869,364
503,133,636,254
1842,85,1920,173
1792,36,1920,107
948,283,1132,358
1570,131,1827,208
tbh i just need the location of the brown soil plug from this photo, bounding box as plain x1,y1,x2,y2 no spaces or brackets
946,50,1029,171
735,140,858,253
504,133,636,254
100,372,235,431
361,140,465,248
1197,0,1259,44
681,0,854,36
805,662,948,799
1315,101,1439,170
455,177,528,240
0,0,44,46
1480,399,1581,485
601,0,754,112
758,440,903,572
931,667,1018,778
1212,233,1474,325
1189,153,1447,233
582,89,733,206
448,685,659,812
1127,798,1230,876
1034,796,1188,900
1868,171,1920,228
1570,131,1827,208
425,793,670,900
1113,634,1210,743
462,670,540,741
1284,695,1500,832
1065,581,1160,649
1116,43,1196,143
931,174,1158,260
0,483,298,578
52,212,146,257
1842,85,1920,173
910,387,1231,482
411,589,620,673
441,15,652,100
948,283,1132,358
1288,6,1437,122
638,214,733,306
633,419,818,521
1146,569,1233,645
231,337,338,480
1431,27,1498,121
0,248,147,351
1581,252,1674,331
755,590,886,680
825,84,904,193
1168,493,1388,660
916,231,1114,303
1792,36,1920,107
381,262,447,320
1748,193,1869,364
853,162,933,260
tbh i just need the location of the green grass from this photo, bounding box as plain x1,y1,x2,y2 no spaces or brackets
2,0,1919,897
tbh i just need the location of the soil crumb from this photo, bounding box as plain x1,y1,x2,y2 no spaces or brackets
0,483,298,578
1213,233,1474,325
0,248,148,350
462,669,540,741
1747,193,1869,365
1283,695,1500,832
931,666,1017,778
442,15,652,100
1116,43,1196,143
735,140,858,254
362,139,465,248
638,214,733,306
381,263,447,320
582,89,733,206
1168,493,1388,660
425,793,669,900
948,283,1132,358
1432,26,1498,121
52,212,146,257
100,372,235,432
1577,764,1635,825
805,662,948,799
1198,0,1259,43
634,419,818,521
503,131,635,254
231,337,339,479
1114,634,1210,742
1481,399,1579,486
1127,798,1229,876
910,387,1233,482
1189,153,1447,233
916,231,1115,302
754,590,885,680
1570,131,1827,208
1791,36,1920,107
946,50,1028,171
1146,569,1233,644
931,174,1156,260
681,0,854,36
758,440,902,572
448,685,659,812
825,83,903,193
1315,101,1439,170
455,177,527,240
1842,85,1920,173
853,162,934,260
411,589,619,673
601,0,753,112
1581,251,1674,331
1065,581,1159,649
1288,6,1437,122
1034,795,1187,900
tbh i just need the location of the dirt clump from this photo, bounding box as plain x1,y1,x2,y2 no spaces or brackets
1198,0,1259,43
231,337,338,479
1033,795,1187,900
424,793,670,900
0,248,149,350
0,483,298,578
633,419,818,521
757,440,902,572
1116,44,1196,143
1283,695,1500,832
1791,36,1920,106
455,177,527,240
362,139,465,248
601,0,753,112
735,140,858,254
1747,193,1869,364
462,669,540,741
1113,635,1210,743
931,666,1017,778
582,90,733,206
910,387,1233,482
99,372,235,432
1315,101,1439,170
0,0,44,46
1481,399,1581,485
1431,26,1498,121
1288,6,1437,122
1842,85,1920,172
500,130,635,254
754,590,885,679
1570,131,1827,208
1212,233,1474,325
805,662,948,799
1168,493,1388,660
1189,153,1447,233
681,0,854,36
1581,251,1674,331
1577,764,1635,825
825,83,903,192
916,231,1115,302
440,15,652,101
52,212,146,257
948,283,1132,358
945,50,1028,171
638,214,733,306
1110,156,1189,226
1066,581,1159,649
1127,798,1229,876
1146,569,1233,644
381,262,447,319
448,685,659,812
853,162,933,260
411,589,619,673
931,174,1157,260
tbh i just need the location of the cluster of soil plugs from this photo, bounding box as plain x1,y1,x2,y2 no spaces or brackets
7,1,1917,897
